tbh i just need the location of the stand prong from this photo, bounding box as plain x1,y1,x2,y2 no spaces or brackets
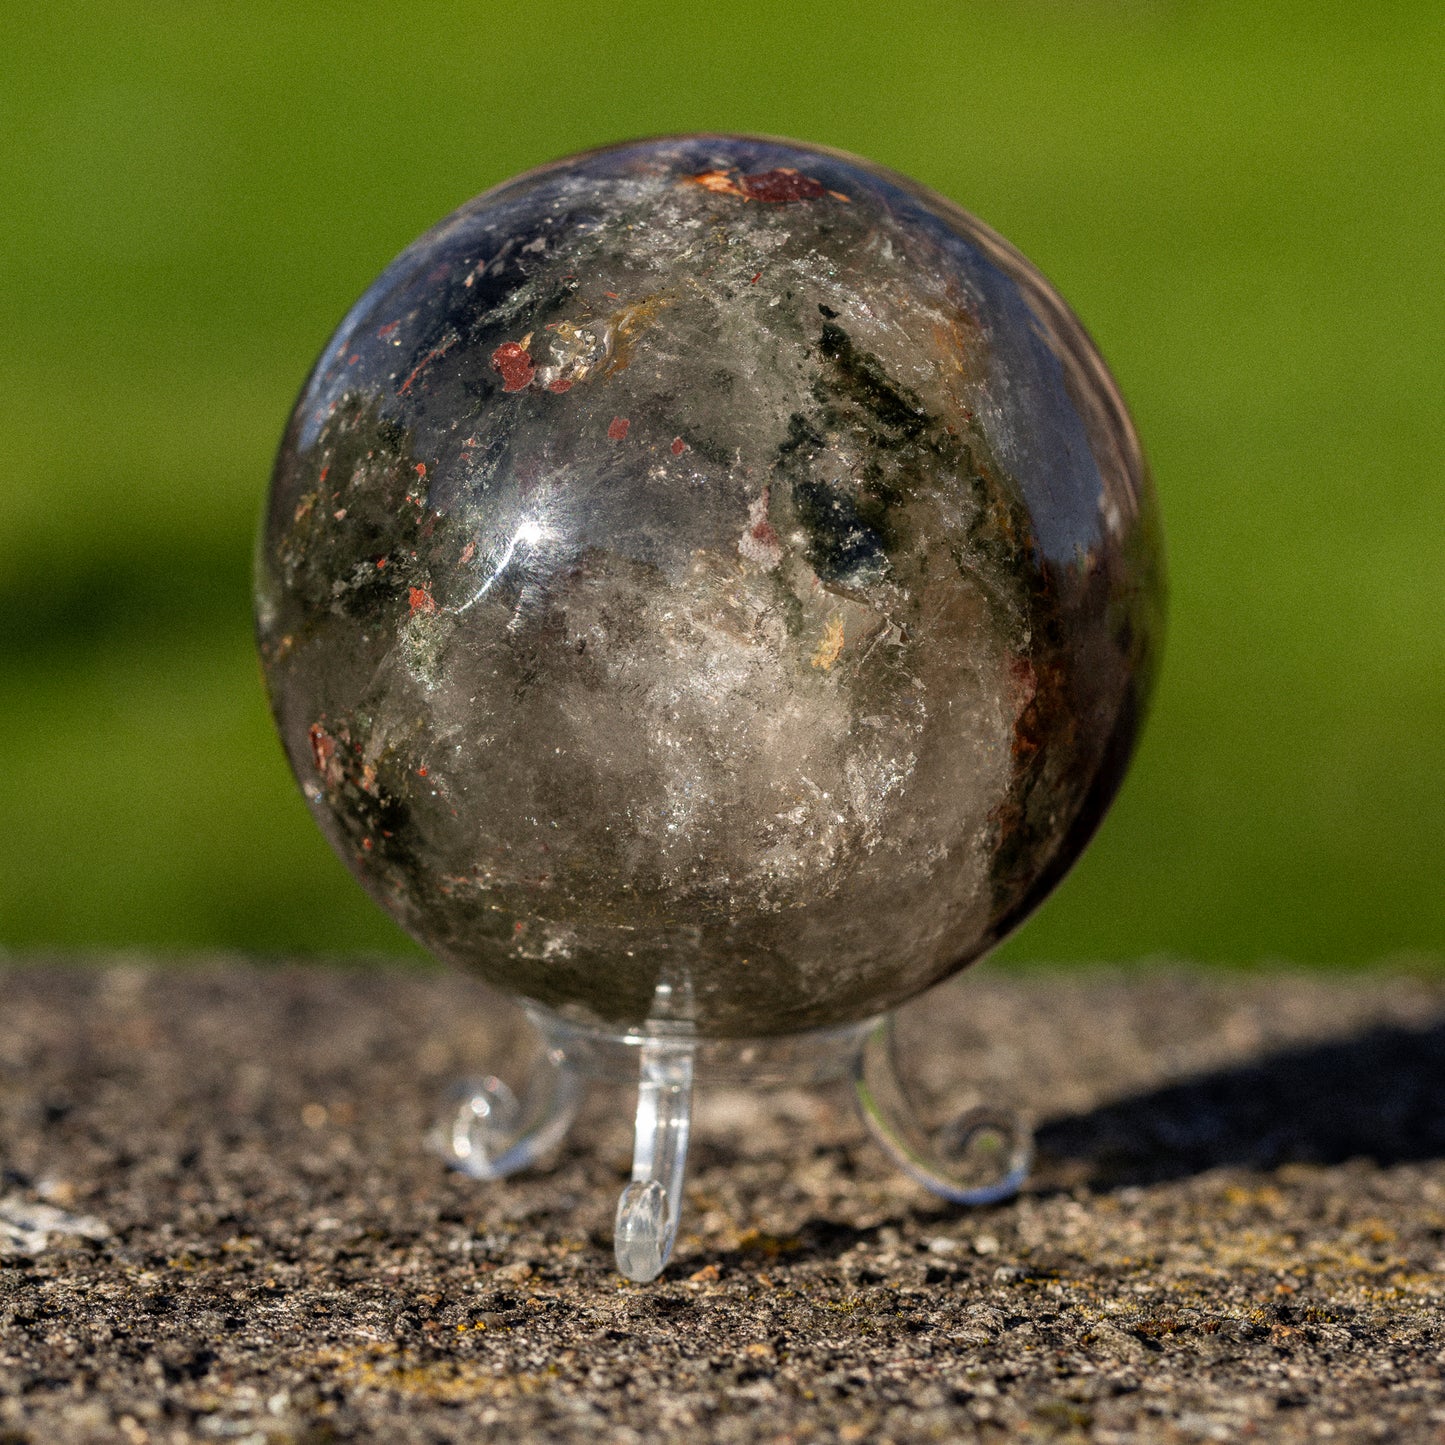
853,1015,1032,1206
429,1043,582,1181
615,1039,694,1282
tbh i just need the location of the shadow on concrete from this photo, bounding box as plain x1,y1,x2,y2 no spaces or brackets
1035,1021,1445,1189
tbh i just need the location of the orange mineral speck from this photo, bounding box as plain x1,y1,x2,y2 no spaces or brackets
811,615,846,671
687,169,747,198
607,416,630,441
409,586,438,616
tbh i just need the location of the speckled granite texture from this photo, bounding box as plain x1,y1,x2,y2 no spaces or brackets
2,962,1444,1443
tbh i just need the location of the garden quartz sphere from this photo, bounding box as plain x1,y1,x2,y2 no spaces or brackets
257,135,1163,1038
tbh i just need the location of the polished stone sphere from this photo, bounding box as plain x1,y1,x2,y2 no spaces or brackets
257,135,1164,1036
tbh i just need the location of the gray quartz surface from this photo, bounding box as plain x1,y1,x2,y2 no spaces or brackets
2,961,1444,1443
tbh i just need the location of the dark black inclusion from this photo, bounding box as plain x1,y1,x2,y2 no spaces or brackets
790,478,889,588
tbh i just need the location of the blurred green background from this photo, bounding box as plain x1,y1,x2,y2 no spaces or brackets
1,0,1440,966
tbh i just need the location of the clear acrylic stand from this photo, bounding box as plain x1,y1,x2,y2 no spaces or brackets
429,997,1033,1282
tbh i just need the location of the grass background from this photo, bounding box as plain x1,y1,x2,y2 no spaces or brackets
1,0,1440,966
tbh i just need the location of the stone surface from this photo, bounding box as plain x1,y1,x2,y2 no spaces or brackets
4,961,1445,1443
257,136,1164,1035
